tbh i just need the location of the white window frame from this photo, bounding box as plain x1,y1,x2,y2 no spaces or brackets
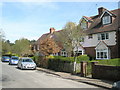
102,16,111,25
98,33,109,40
96,49,109,59
61,51,67,57
81,22,87,29
74,50,84,56
53,53,58,56
37,45,39,50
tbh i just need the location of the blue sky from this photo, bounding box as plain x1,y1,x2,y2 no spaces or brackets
1,1,119,43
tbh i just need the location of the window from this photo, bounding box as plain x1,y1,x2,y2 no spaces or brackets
37,45,39,50
101,33,105,40
98,33,109,40
74,51,83,56
88,34,93,39
61,51,67,57
81,22,87,29
102,16,111,25
53,53,58,56
81,19,87,29
106,33,109,39
80,37,84,42
96,49,109,59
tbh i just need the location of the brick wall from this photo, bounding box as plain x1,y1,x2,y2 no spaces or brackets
92,64,120,81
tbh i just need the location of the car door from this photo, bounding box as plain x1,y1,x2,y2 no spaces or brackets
18,59,22,68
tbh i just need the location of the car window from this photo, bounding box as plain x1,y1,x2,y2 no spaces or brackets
22,59,33,62
19,59,22,62
11,57,18,60
3,56,10,59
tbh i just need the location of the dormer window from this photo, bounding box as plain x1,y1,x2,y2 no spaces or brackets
80,19,87,30
81,22,87,29
102,16,111,25
100,10,115,25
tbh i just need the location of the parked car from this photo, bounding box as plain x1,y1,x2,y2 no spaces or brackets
111,81,120,90
9,56,19,65
17,57,36,70
2,56,11,62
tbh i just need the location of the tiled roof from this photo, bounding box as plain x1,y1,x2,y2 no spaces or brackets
36,30,63,49
84,8,120,34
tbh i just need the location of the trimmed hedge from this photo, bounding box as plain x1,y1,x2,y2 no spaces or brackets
91,58,120,66
76,54,90,62
47,55,90,72
32,55,90,72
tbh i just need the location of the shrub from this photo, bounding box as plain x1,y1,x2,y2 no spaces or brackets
76,54,90,62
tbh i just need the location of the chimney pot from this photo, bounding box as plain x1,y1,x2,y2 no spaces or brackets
50,27,55,34
98,7,106,16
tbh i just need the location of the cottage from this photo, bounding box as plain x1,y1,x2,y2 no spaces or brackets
79,7,120,59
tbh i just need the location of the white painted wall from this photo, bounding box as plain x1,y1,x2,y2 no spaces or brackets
80,31,116,47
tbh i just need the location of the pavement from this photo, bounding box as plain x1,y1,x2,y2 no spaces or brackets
36,67,114,89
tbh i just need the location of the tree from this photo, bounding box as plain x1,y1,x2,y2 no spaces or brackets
54,22,85,72
55,22,85,57
2,40,11,55
40,37,61,56
12,38,32,56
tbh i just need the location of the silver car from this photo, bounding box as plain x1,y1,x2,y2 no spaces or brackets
9,56,19,65
17,57,36,70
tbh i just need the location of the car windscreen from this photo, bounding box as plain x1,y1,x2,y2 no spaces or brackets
11,57,18,60
3,56,10,59
22,59,33,62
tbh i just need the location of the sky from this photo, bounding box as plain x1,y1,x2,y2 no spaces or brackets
0,0,119,43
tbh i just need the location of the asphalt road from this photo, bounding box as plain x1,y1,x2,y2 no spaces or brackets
1,62,101,88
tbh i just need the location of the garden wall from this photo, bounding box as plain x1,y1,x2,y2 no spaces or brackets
92,63,120,81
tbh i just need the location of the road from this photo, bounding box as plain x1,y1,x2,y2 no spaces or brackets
1,62,101,88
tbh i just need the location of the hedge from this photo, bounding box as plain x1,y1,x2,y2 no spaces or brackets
91,58,120,66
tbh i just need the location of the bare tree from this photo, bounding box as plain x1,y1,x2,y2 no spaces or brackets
55,22,85,57
54,22,85,72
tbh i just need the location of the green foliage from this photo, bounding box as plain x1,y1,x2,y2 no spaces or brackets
76,54,90,62
2,38,34,56
54,21,85,57
2,41,11,54
48,56,74,72
50,56,74,62
91,58,120,66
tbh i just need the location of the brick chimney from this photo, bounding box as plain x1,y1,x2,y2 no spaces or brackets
50,27,55,34
98,7,106,16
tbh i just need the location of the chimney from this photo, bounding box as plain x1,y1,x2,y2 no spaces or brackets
50,27,55,34
98,7,106,16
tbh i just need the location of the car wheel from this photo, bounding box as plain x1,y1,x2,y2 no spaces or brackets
33,67,36,70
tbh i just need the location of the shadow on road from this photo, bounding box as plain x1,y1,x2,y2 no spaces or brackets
15,67,36,71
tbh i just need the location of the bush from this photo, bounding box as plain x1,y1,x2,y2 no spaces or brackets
47,56,74,71
76,54,90,62
53,56,74,62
